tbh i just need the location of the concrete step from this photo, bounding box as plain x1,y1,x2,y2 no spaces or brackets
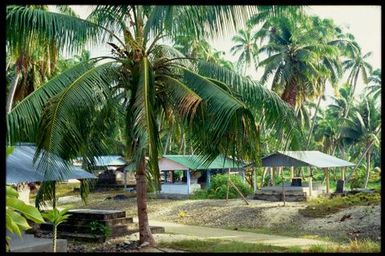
64,216,133,226
58,232,106,243
67,209,126,220
40,221,137,234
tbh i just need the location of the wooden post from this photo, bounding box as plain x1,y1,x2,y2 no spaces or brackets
241,169,246,182
261,168,267,188
341,167,346,181
325,168,330,194
206,169,211,188
124,167,127,190
164,171,168,183
281,167,286,206
253,168,257,192
308,168,313,197
186,169,191,195
226,168,230,201
291,166,294,179
228,178,249,205
270,167,274,185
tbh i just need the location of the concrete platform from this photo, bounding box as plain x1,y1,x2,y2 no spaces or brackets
254,183,326,201
8,232,67,252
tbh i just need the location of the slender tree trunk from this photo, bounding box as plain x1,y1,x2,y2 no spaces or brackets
306,90,323,149
6,70,21,113
346,128,380,183
163,126,173,155
53,225,57,253
364,148,372,189
136,156,156,246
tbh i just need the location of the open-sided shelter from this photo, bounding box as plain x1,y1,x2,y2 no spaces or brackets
257,150,355,201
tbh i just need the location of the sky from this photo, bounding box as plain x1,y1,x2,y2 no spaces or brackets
67,5,381,107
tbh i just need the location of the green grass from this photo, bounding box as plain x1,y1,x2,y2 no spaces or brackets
306,239,381,253
159,238,381,253
158,239,290,252
299,191,381,218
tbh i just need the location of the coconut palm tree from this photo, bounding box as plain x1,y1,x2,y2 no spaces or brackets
366,68,381,101
342,49,373,116
230,27,259,74
341,95,381,188
7,5,299,246
255,12,329,109
5,5,84,113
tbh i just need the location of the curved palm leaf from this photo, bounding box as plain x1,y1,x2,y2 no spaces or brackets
7,61,97,144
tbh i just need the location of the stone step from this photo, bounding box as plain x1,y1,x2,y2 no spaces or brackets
58,232,106,243
254,193,307,202
57,225,164,242
67,209,126,220
64,216,133,226
40,222,138,234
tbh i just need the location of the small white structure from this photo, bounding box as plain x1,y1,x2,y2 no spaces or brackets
159,155,246,195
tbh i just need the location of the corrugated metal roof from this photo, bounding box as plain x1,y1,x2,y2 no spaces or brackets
74,155,127,167
6,145,97,184
162,155,245,170
262,151,355,168
94,155,127,166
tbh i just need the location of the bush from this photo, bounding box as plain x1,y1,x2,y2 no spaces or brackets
207,174,252,199
190,189,209,199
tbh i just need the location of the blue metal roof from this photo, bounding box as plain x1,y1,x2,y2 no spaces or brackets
6,145,97,184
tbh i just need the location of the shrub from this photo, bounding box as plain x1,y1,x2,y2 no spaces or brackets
190,189,209,199
207,174,252,199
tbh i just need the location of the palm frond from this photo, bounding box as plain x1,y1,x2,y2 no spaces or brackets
7,5,102,55
7,61,97,144
35,61,119,180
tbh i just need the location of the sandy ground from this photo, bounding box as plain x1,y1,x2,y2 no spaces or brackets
63,194,381,243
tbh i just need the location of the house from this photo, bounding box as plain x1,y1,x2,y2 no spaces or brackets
158,155,247,195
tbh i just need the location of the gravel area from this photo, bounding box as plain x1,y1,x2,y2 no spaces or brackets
56,192,381,251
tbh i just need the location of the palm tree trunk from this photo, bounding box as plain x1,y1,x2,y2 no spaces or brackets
53,225,57,253
281,79,297,107
136,156,156,246
6,69,21,113
306,89,323,149
364,148,372,189
346,128,380,183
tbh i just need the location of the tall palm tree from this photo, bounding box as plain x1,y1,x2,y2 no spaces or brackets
230,27,258,74
5,5,83,113
255,13,329,109
341,95,381,188
7,5,298,245
366,68,381,102
342,49,373,116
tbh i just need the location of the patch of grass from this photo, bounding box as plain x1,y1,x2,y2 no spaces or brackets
305,239,381,253
299,192,381,218
158,239,289,253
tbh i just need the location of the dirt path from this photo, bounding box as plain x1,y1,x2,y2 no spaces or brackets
133,217,334,249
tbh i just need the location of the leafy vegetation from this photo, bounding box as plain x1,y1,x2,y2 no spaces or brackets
191,174,252,199
89,220,112,238
6,4,381,250
42,208,71,252
6,186,45,251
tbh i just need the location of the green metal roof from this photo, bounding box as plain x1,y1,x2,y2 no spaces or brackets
163,155,245,170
